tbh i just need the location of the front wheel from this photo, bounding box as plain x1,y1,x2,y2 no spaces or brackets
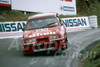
61,38,68,50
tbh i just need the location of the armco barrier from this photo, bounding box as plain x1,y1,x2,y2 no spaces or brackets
0,17,94,39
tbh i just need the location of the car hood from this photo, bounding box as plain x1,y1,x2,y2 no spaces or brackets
23,26,60,38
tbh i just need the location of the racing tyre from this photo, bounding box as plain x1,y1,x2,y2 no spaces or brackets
61,38,68,50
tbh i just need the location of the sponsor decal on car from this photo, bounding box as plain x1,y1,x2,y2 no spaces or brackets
29,31,56,37
36,28,48,32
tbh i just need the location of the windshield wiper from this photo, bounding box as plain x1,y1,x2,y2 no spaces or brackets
27,27,41,30
43,22,57,27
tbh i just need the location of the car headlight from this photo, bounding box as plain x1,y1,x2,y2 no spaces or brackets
26,39,29,43
32,39,36,42
49,35,59,39
26,38,36,43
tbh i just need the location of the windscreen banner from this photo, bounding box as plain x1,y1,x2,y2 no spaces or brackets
0,0,11,7
11,0,76,15
61,17,91,32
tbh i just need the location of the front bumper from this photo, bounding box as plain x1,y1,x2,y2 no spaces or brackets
22,38,67,54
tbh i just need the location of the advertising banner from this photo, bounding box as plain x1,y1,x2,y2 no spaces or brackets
61,17,91,32
11,0,76,15
0,0,11,7
0,21,26,39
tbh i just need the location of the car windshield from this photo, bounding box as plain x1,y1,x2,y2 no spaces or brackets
26,16,59,30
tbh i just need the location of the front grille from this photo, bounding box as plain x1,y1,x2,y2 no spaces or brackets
34,44,54,49
37,38,48,42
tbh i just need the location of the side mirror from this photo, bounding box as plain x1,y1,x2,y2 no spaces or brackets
22,28,25,31
56,13,59,17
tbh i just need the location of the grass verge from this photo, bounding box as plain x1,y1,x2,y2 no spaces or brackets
81,41,100,67
0,6,37,22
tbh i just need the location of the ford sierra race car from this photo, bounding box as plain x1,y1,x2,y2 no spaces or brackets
22,13,68,54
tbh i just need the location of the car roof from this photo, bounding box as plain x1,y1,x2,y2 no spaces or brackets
28,13,58,20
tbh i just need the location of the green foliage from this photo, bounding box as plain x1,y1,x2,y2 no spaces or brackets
82,42,100,67
77,0,100,26
0,6,37,22
0,10,28,21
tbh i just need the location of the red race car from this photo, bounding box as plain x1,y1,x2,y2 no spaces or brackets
22,13,68,55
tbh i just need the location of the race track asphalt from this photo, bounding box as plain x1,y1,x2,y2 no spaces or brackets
0,28,100,67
